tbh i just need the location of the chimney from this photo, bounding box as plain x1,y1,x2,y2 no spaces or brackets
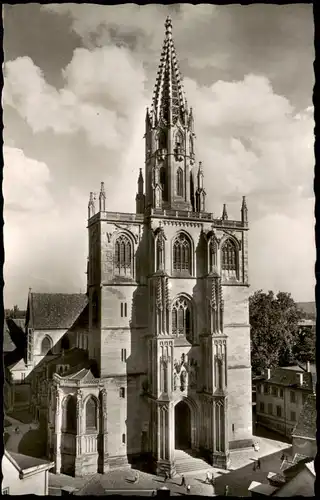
297,372,303,386
306,361,310,372
266,368,271,380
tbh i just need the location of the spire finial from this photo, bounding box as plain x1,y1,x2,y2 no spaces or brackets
241,196,248,223
222,203,228,221
99,182,106,212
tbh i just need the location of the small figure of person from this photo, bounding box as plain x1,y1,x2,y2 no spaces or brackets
186,484,191,494
224,485,229,496
205,471,211,484
181,474,186,487
164,471,169,483
133,471,139,483
257,459,261,470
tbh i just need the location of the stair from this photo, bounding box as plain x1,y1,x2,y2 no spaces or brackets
174,450,212,475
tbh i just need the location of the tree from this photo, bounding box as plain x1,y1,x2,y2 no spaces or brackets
250,290,303,375
292,325,316,363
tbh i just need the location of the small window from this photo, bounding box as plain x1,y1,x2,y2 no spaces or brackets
120,387,125,398
121,349,127,362
267,403,273,415
232,424,235,432
264,385,269,395
257,384,261,394
276,405,282,417
272,386,278,397
260,402,265,413
290,411,296,422
21,373,25,382
279,388,284,398
260,384,264,394
290,391,296,404
122,433,126,444
121,302,128,318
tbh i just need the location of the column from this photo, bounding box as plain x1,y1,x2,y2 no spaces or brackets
54,387,62,474
154,402,176,478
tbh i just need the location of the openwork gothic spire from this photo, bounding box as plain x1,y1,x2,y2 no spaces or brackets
151,16,186,126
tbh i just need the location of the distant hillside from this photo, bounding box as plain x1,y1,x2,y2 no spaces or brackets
297,302,316,319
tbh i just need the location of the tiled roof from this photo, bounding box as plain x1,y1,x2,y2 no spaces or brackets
30,293,88,329
292,394,316,439
260,367,315,390
3,321,16,352
282,456,313,480
5,449,54,472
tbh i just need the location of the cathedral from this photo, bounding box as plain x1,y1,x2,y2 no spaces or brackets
16,17,252,478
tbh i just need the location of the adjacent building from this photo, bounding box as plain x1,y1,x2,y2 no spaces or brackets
292,393,316,459
2,449,54,495
255,364,315,438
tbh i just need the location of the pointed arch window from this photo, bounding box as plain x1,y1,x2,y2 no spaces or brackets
115,234,133,276
172,296,192,341
175,130,184,151
41,336,53,355
158,130,167,150
86,396,98,431
63,396,76,433
173,233,192,275
221,239,238,278
176,168,184,197
159,167,167,201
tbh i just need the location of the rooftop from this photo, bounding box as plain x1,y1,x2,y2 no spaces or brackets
29,293,88,329
259,366,315,390
5,449,54,473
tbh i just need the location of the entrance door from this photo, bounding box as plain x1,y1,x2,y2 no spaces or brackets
175,401,191,450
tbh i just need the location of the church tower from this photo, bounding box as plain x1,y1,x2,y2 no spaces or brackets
86,16,252,478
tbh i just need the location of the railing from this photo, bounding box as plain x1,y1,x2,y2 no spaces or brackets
88,208,247,228
83,433,98,454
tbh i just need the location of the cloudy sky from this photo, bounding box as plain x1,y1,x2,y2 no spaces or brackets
3,4,315,308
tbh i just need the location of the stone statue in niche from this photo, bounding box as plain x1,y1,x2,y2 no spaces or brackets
180,369,187,391
188,359,198,388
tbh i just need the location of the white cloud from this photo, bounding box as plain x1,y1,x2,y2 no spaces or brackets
3,146,54,212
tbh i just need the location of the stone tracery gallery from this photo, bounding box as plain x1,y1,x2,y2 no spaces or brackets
26,17,252,477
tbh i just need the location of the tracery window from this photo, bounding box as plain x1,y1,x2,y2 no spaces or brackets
221,239,237,272
175,130,184,151
176,168,184,197
173,233,192,274
115,234,133,276
86,396,98,431
64,396,76,433
172,296,192,340
41,336,53,355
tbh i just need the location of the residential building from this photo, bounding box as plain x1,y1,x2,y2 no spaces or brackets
249,457,315,497
2,449,54,495
255,365,315,438
15,17,253,477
